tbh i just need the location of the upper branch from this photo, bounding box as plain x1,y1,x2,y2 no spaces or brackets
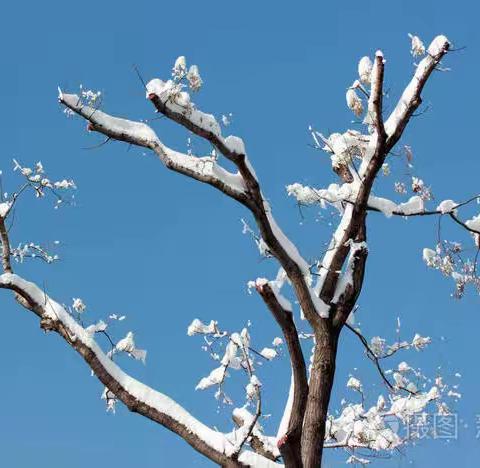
59,91,248,204
314,53,387,321
384,36,450,151
367,51,387,141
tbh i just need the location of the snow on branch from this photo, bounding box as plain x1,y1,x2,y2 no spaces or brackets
232,407,280,462
384,35,450,148
287,182,426,218
288,182,480,231
0,273,279,467
324,324,458,459
60,91,159,147
58,90,248,203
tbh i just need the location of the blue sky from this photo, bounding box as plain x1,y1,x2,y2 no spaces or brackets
0,0,478,466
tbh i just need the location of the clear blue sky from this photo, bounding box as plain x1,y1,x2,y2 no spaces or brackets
0,1,478,466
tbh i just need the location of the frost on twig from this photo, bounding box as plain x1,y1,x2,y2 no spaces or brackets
188,319,274,405
108,331,147,364
326,322,459,460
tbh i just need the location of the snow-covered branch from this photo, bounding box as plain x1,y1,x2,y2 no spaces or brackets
384,36,450,149
0,273,280,467
232,408,279,462
288,183,480,234
58,91,248,203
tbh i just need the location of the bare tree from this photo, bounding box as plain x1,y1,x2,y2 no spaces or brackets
0,34,478,467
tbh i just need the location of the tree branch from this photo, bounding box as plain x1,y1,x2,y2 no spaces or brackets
384,36,450,151
0,216,12,273
345,323,418,396
59,91,249,204
145,82,326,327
0,273,280,468
232,410,279,462
254,280,308,466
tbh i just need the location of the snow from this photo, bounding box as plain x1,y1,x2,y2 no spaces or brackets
64,80,248,203
85,320,107,335
408,33,426,57
465,214,480,233
61,93,160,145
237,451,280,468
72,297,86,313
224,135,246,155
249,276,293,308
347,377,363,392
0,202,12,218
276,373,294,440
231,407,278,460
346,88,363,117
146,79,221,136
312,204,354,316
326,402,402,451
186,65,203,92
173,56,186,74
272,337,283,347
263,202,310,275
221,339,241,368
428,35,450,56
423,248,437,266
393,372,405,387
437,199,458,214
397,195,424,215
267,278,292,312
187,318,217,336
246,375,261,399
288,182,425,218
326,378,447,453
260,348,277,360
358,56,373,84
390,386,439,418
196,366,226,390
113,331,147,363
411,333,431,350
171,152,246,194
347,455,371,465
368,195,398,217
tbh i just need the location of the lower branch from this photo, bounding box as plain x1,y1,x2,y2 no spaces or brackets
0,273,280,468
255,281,308,467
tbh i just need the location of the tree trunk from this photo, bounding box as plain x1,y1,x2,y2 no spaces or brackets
301,325,339,468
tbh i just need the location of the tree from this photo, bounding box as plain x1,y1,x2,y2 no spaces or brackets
0,33,477,467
